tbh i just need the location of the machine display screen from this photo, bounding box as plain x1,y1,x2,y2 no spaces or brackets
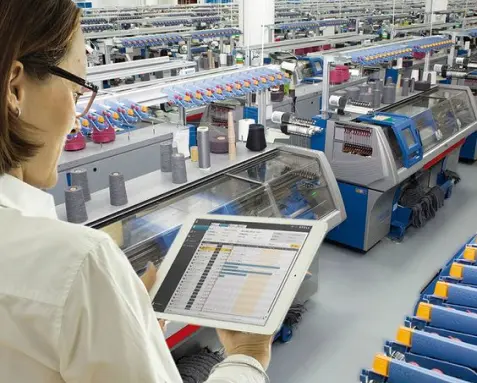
402,128,416,148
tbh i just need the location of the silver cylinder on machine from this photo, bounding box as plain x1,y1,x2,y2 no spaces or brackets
171,153,187,184
360,92,373,105
346,86,360,101
382,83,396,104
197,126,211,170
372,89,382,108
358,83,369,96
401,78,410,97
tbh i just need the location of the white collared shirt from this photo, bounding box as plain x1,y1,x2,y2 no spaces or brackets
0,174,267,383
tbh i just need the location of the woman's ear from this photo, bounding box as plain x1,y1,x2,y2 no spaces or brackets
7,61,26,114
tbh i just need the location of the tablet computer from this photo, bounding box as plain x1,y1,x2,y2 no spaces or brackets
149,214,327,335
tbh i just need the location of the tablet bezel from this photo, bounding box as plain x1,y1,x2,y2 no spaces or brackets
149,214,328,335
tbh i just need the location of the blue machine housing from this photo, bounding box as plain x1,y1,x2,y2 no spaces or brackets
356,112,423,168
460,131,477,161
297,56,324,84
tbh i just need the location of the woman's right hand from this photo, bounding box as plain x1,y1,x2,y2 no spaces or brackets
217,329,273,370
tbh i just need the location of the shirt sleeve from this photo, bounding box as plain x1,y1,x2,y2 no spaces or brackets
58,237,183,383
58,237,268,383
206,355,268,383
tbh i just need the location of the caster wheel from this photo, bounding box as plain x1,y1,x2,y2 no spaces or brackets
280,326,293,343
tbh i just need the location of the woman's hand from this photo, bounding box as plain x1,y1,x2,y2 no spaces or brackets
140,262,166,333
217,329,273,370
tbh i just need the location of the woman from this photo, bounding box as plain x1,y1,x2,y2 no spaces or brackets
0,1,272,382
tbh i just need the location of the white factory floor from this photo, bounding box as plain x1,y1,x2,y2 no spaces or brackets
267,161,477,383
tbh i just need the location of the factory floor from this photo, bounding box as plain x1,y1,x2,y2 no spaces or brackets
267,161,477,383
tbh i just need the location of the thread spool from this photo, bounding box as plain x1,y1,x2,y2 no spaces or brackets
210,135,229,153
238,119,254,142
246,124,267,152
329,69,342,84
335,65,350,81
109,172,128,206
401,78,410,97
358,83,369,96
228,111,236,160
171,153,187,184
226,54,234,66
372,89,382,108
382,84,396,104
65,186,88,224
346,86,360,101
207,50,214,70
200,56,209,70
197,126,211,170
219,53,227,66
70,168,91,201
359,92,373,104
190,146,199,162
160,142,173,173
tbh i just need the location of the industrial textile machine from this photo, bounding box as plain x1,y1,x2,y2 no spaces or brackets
92,146,345,345
361,236,477,383
273,84,477,251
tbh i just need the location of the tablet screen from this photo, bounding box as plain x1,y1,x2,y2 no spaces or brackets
153,218,313,326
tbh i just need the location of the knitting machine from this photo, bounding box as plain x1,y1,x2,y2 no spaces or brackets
273,84,477,251
434,54,477,161
90,146,345,352
361,235,477,383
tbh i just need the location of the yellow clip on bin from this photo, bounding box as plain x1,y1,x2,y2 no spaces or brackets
416,302,432,321
396,326,413,347
463,245,477,261
434,281,449,299
450,263,464,280
373,354,391,377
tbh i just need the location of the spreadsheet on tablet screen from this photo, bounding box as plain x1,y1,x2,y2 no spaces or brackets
153,219,312,325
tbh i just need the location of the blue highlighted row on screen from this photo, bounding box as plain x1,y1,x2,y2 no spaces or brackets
224,262,280,270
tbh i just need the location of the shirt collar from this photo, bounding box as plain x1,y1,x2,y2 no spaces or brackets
0,174,58,220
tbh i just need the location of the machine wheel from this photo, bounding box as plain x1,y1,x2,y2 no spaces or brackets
279,325,293,343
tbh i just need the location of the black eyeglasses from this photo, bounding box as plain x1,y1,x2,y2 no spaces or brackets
48,66,98,118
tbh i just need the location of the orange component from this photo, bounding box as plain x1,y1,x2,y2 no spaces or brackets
113,112,119,120
81,119,89,127
141,105,148,113
373,354,391,377
98,116,105,123
434,281,449,299
463,246,477,261
127,109,134,116
396,326,413,347
450,263,464,279
416,302,432,321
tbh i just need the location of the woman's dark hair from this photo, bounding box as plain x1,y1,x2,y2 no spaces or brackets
0,0,81,174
